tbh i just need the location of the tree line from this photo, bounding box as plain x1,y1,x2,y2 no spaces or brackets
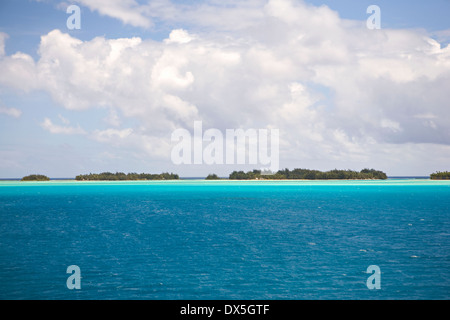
21,174,50,181
19,169,450,181
75,172,180,181
227,168,388,180
430,171,450,180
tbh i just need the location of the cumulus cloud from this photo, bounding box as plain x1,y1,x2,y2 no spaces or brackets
2,0,450,173
0,51,39,92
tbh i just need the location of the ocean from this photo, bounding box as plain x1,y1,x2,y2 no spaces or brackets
0,179,449,300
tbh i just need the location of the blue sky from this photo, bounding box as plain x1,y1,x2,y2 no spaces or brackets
0,0,449,178
1,0,449,57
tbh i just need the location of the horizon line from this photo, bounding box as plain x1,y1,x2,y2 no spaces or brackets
0,176,432,181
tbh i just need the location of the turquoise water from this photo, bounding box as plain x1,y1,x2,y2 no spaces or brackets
0,180,449,299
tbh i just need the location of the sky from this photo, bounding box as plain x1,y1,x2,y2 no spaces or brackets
0,0,449,178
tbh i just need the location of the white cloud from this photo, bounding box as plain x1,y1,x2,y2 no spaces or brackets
41,118,86,135
0,51,39,92
432,29,450,45
0,106,22,118
104,109,122,127
2,0,450,174
164,29,194,44
381,119,402,132
74,0,152,28
92,128,133,142
91,127,171,159
58,114,71,125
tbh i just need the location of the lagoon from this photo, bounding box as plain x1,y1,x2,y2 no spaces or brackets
0,179,449,299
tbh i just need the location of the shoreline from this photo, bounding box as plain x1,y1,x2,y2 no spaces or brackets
0,176,431,182
2,178,448,187
0,179,431,183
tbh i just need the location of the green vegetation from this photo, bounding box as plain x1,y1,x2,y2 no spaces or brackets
229,169,267,180
205,174,221,180
75,172,179,181
20,168,389,182
229,168,388,180
430,171,450,180
21,174,50,181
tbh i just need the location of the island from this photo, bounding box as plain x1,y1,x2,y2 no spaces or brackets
75,172,179,181
21,174,50,181
205,174,221,180
228,168,388,180
430,171,450,180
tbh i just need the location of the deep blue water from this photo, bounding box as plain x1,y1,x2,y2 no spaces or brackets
0,180,449,300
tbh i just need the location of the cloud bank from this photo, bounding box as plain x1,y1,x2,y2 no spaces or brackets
1,0,450,175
